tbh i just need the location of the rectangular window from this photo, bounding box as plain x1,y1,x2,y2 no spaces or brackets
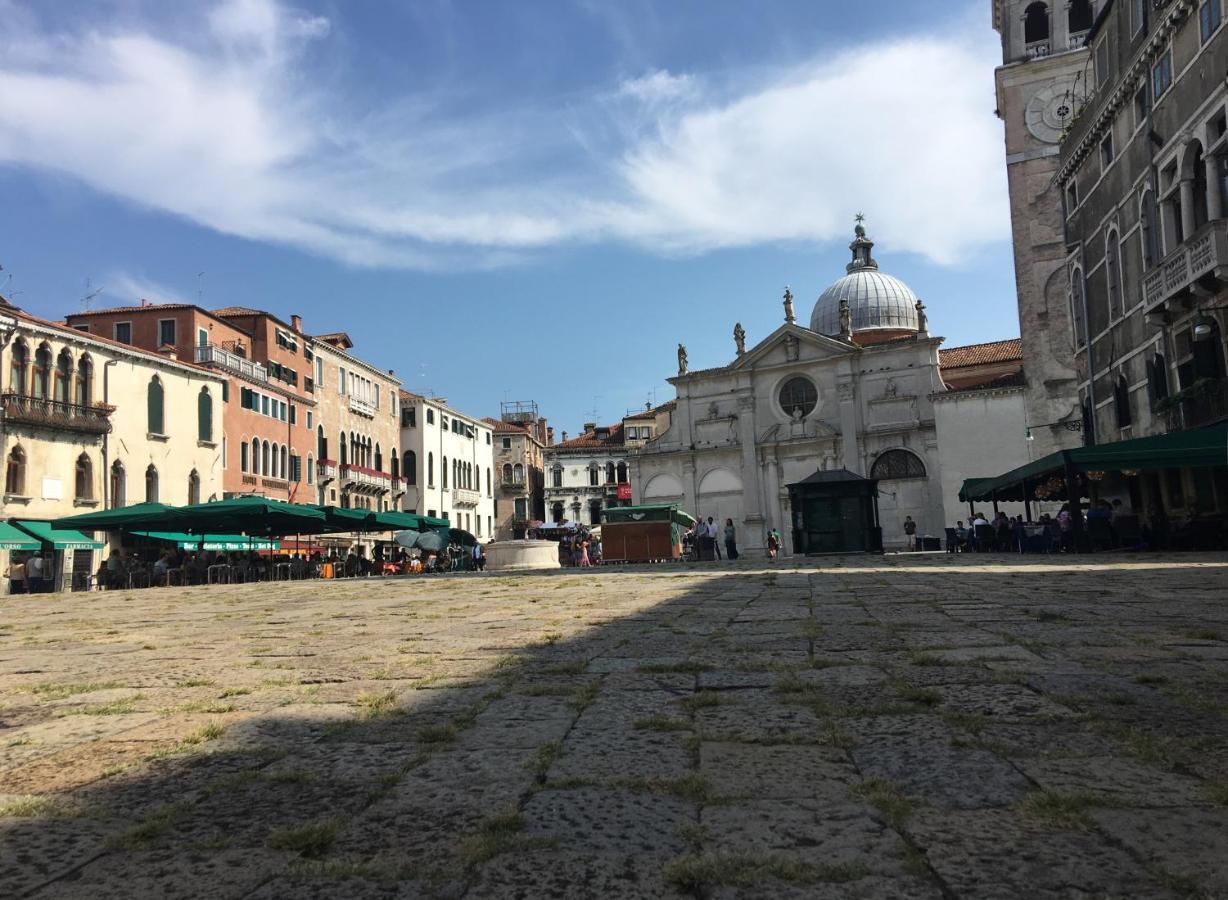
198,328,208,346
73,324,89,332
1100,134,1114,170
1065,180,1079,213
261,395,270,416
427,408,434,424
1201,0,1222,43
1133,87,1148,130
502,437,511,449
338,366,345,394
1133,0,1146,35
113,322,132,344
241,441,249,472
221,381,229,403
1153,50,1173,100
289,405,297,425
627,427,638,440
306,410,313,430
427,509,436,518
1095,39,1110,89
290,455,302,483
158,319,176,347
374,386,380,409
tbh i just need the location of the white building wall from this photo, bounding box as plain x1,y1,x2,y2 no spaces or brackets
399,399,495,539
933,389,1032,527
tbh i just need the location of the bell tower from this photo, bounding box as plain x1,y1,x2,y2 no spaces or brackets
992,0,1094,457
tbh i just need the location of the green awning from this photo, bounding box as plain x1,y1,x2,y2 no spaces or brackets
0,521,42,551
130,532,280,551
960,425,1228,503
372,510,428,530
14,521,105,551
603,504,697,527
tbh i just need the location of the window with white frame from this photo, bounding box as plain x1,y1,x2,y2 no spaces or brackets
1200,0,1222,43
1152,50,1172,100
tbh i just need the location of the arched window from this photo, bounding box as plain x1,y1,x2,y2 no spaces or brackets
588,463,599,486
1106,230,1124,320
375,443,383,472
1114,374,1133,428
391,450,400,480
1070,268,1087,349
486,467,491,495
1068,0,1093,33
1148,353,1170,404
427,452,434,485
110,460,126,508
1024,2,1050,44
502,463,513,482
9,339,28,395
339,432,347,466
1140,191,1159,270
551,501,565,523
250,438,260,475
75,355,93,406
317,425,327,459
75,453,93,500
33,343,51,400
405,450,417,485
617,462,628,484
188,469,201,504
5,445,26,495
307,454,315,485
147,376,164,434
605,462,616,484
513,463,524,483
1191,142,1210,230
778,377,818,418
280,445,288,479
145,464,159,503
55,349,72,404
262,440,270,476
442,456,449,489
870,449,927,480
197,387,212,442
552,465,563,488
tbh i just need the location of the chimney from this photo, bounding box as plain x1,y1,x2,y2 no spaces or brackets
291,314,302,332
140,298,149,307
583,422,596,433
546,426,554,446
562,431,568,442
646,400,652,411
158,345,178,361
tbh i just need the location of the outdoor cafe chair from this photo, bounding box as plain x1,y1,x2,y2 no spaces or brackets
973,524,996,551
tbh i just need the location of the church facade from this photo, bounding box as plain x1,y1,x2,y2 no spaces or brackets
632,222,1027,556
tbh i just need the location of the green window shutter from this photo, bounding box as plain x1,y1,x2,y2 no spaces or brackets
148,378,164,434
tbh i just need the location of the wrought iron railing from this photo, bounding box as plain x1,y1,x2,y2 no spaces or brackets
194,344,268,383
1161,378,1228,432
1,392,113,434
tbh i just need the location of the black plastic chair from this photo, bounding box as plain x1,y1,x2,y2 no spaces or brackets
973,524,996,551
944,528,961,552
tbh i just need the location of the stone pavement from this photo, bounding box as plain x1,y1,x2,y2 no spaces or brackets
1,554,1227,899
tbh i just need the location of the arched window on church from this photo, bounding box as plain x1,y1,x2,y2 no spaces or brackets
1069,0,1093,35
870,449,926,480
1024,2,1050,47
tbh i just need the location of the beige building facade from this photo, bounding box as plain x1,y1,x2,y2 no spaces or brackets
2,302,226,588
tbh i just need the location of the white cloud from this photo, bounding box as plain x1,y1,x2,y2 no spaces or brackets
100,272,189,307
0,1,1007,269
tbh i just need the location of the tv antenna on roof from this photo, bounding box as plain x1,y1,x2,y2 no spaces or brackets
589,395,602,423
196,272,205,304
82,278,103,311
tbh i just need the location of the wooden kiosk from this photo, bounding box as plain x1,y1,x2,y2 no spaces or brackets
601,505,696,563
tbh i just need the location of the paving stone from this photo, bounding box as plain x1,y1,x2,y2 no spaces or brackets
852,737,1030,810
934,683,1077,720
0,818,111,897
699,743,856,801
1091,806,1228,896
466,851,676,899
519,787,690,856
27,848,293,899
1014,756,1207,806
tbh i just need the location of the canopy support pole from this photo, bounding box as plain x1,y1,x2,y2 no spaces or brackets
1062,451,1085,553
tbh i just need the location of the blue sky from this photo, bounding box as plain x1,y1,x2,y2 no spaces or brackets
0,0,1013,433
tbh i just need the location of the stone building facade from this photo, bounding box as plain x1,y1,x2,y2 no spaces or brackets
308,330,403,512
485,413,548,539
64,303,317,502
399,392,495,538
993,0,1098,456
1054,0,1228,511
2,301,225,585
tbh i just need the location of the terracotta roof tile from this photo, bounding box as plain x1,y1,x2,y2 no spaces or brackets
552,423,625,449
67,302,196,315
943,371,1026,393
939,338,1023,368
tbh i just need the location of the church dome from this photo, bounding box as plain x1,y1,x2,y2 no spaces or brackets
810,220,921,337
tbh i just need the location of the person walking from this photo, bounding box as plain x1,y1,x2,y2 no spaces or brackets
706,517,722,560
27,553,46,593
903,516,917,552
766,528,781,560
723,519,738,560
6,555,27,594
579,537,591,567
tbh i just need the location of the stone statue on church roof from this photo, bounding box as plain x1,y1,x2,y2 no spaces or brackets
734,322,746,356
783,287,795,325
677,343,688,375
839,298,851,338
915,299,928,334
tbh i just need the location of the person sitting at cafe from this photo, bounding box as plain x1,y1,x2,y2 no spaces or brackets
953,521,969,551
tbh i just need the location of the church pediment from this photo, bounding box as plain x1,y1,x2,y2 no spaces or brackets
730,324,857,372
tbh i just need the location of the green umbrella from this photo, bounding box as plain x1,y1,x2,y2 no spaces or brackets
173,496,327,537
413,531,446,552
374,510,428,531
52,501,182,531
315,505,376,532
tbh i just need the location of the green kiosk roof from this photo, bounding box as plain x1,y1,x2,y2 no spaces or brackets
15,521,104,551
0,522,42,551
603,505,697,527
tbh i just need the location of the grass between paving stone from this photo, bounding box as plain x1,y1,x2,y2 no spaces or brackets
105,801,193,851
267,819,342,857
677,691,725,713
28,681,122,700
850,778,914,829
143,722,226,761
1202,779,1228,806
634,715,693,732
609,773,723,805
355,690,399,719
908,651,958,667
662,852,868,892
894,684,942,707
1018,790,1100,830
0,795,68,818
288,859,405,883
525,740,562,780
635,660,710,674
63,695,146,716
457,809,559,869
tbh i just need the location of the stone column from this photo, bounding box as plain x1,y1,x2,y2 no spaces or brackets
1206,155,1224,222
837,380,860,473
1181,177,1197,239
760,447,784,555
736,395,763,542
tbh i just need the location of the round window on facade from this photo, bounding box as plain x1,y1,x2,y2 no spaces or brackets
778,377,818,418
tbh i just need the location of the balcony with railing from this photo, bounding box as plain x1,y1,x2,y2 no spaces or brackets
1143,221,1228,310
452,487,481,507
1159,378,1228,432
316,458,339,482
1068,30,1088,49
341,463,391,490
1025,39,1051,59
2,393,114,434
194,344,268,383
348,395,375,417
500,477,528,492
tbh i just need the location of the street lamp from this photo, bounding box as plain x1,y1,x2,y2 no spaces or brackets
1192,305,1228,340
1025,419,1084,441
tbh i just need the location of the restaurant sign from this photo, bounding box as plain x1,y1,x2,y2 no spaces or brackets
616,483,633,501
